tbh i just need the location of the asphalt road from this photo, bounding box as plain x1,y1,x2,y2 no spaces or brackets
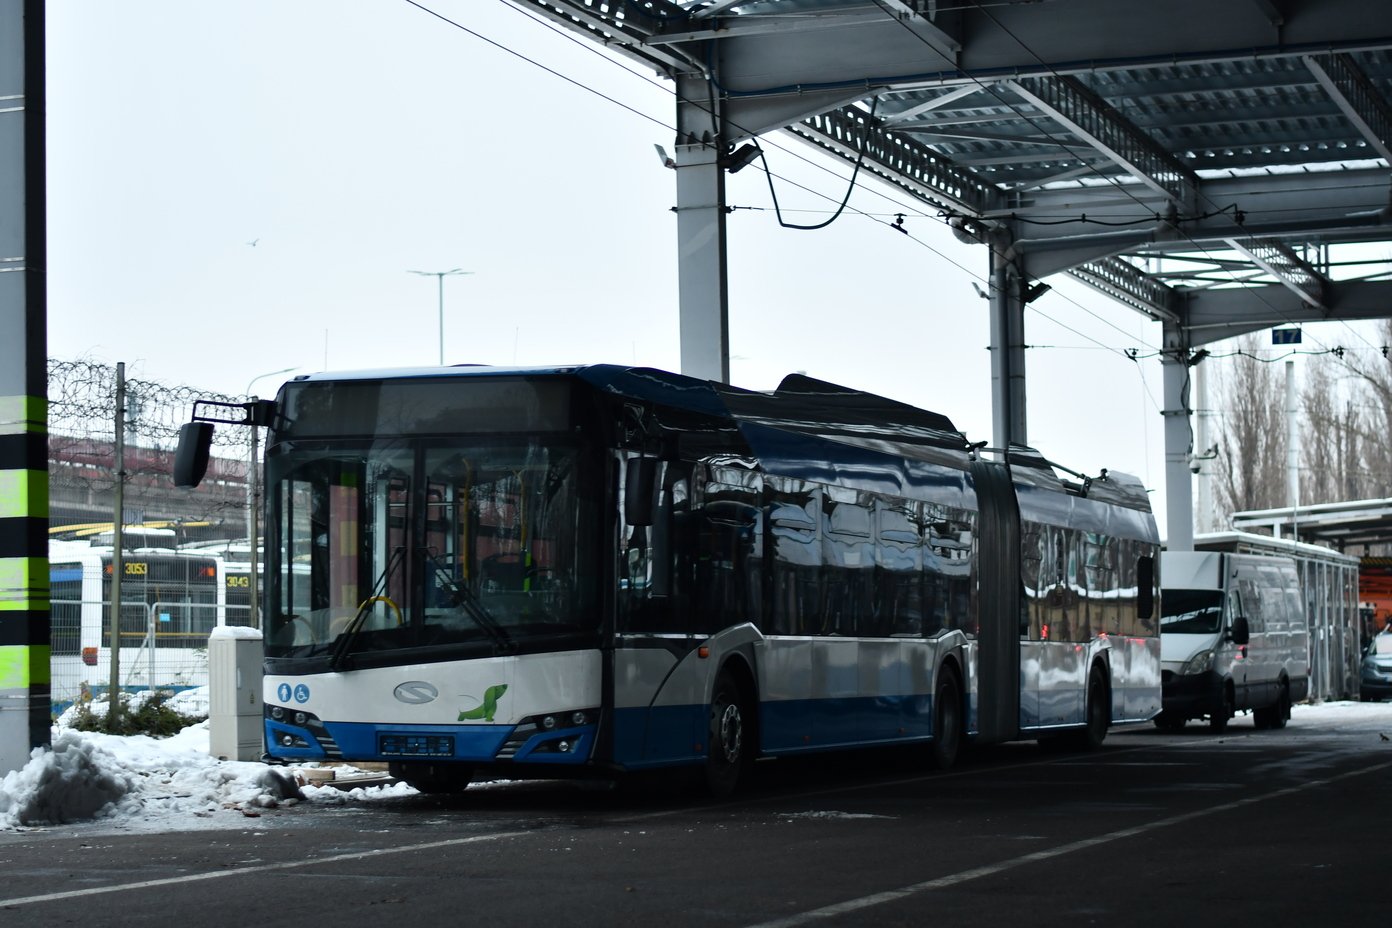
2,709,1389,927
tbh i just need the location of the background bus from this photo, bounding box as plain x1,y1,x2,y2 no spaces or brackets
49,542,240,711
177,364,1162,796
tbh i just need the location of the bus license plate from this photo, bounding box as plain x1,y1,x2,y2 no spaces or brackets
378,734,455,757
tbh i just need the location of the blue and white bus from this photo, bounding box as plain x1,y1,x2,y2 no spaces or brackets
177,365,1161,795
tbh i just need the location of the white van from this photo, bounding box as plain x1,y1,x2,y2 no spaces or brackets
1156,551,1309,731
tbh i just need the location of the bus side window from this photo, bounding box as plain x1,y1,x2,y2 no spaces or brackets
693,464,763,635
1019,524,1043,638
874,500,923,638
822,489,872,636
768,478,821,636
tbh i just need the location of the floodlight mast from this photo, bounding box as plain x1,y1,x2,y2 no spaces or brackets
408,268,473,365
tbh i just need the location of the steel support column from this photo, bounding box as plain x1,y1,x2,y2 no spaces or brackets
0,0,49,774
1161,324,1195,551
673,75,730,384
989,235,1028,452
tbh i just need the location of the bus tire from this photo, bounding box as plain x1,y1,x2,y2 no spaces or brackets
1075,667,1109,750
390,761,473,794
931,664,963,770
704,668,748,799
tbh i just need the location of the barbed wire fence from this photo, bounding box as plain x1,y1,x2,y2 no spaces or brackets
48,359,255,539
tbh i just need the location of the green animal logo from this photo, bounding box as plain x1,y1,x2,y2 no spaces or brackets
458,684,508,722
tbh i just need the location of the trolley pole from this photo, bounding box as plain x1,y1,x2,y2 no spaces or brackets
247,411,260,629
107,362,126,731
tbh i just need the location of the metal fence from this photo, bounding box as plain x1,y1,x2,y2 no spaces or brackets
50,600,251,714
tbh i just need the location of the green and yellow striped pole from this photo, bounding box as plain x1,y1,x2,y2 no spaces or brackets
0,0,50,774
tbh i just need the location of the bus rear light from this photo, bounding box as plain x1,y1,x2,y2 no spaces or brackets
81,647,98,666
698,646,710,659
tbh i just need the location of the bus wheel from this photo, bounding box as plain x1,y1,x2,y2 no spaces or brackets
1076,668,1109,749
931,666,963,770
1209,688,1233,733
704,669,747,799
390,761,473,794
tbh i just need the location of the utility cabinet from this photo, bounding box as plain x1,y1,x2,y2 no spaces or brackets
208,627,264,761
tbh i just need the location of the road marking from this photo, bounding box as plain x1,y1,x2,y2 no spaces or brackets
0,830,532,908
743,757,1392,928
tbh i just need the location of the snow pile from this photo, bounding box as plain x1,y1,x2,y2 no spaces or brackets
0,729,138,826
1,687,395,832
0,719,304,831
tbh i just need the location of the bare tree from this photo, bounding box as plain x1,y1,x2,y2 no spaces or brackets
1299,353,1372,504
1214,336,1288,517
1334,318,1392,500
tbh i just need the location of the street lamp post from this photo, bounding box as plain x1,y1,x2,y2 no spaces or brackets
244,366,297,629
408,268,473,365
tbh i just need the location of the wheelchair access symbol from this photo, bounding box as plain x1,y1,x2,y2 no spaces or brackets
277,683,311,704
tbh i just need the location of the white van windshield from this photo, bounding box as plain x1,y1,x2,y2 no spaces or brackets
1161,589,1223,634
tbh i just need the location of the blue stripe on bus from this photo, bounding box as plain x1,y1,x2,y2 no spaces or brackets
608,694,944,769
50,567,83,582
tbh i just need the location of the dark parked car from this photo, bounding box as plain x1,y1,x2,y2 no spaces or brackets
1360,634,1392,701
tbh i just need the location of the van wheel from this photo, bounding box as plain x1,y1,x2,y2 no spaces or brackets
1209,688,1233,733
1270,682,1290,729
703,668,748,799
931,665,963,770
1153,711,1186,731
1254,682,1291,730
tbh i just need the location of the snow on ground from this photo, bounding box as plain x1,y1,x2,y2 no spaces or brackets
2,696,1390,833
0,688,416,833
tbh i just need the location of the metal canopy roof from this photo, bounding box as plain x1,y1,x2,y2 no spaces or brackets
517,0,1392,344
1233,499,1392,550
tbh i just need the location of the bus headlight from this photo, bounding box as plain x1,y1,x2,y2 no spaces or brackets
1180,649,1215,675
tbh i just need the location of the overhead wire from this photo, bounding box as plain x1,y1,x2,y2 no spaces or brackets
475,0,1174,356
404,0,1169,362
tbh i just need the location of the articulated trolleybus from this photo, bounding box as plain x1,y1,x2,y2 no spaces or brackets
176,365,1160,796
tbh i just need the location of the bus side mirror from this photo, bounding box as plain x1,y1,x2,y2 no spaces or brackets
1230,614,1251,645
173,422,214,488
624,457,657,526
1137,555,1155,620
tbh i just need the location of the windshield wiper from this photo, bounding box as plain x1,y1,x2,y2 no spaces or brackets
329,545,406,671
427,552,514,653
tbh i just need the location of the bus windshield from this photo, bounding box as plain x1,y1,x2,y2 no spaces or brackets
1160,589,1224,634
264,436,597,663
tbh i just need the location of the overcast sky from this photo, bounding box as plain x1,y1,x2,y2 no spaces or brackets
43,1,1388,541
